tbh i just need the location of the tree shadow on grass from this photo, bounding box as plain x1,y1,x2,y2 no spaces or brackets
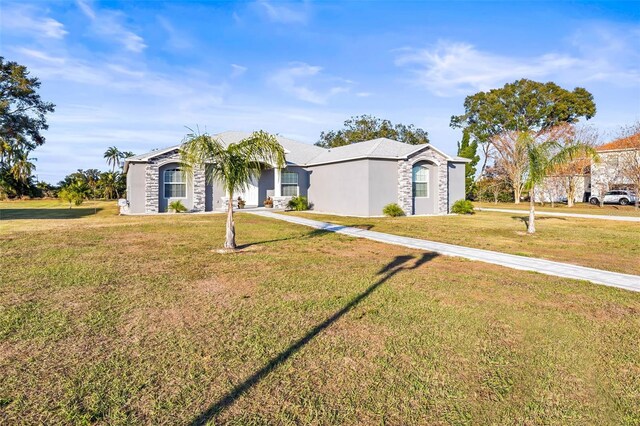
235,229,332,249
189,251,439,425
0,208,102,220
511,215,567,229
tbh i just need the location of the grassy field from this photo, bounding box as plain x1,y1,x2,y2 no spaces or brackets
1,200,639,424
475,201,640,217
287,211,640,275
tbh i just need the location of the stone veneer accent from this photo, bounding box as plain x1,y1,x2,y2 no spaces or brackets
397,147,449,215
272,196,293,209
144,150,205,213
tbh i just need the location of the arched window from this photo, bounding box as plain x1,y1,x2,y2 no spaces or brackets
164,168,186,198
412,163,429,198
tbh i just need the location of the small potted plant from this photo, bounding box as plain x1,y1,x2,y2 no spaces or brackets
264,196,273,208
237,196,246,209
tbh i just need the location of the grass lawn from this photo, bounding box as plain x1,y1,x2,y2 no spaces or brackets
1,200,639,424
287,211,640,275
475,201,640,217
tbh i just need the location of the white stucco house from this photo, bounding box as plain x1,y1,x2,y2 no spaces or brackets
122,131,470,217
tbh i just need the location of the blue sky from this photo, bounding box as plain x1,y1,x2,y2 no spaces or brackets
2,0,639,183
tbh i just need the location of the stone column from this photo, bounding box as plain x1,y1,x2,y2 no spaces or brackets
192,165,206,212
145,163,159,213
397,160,413,215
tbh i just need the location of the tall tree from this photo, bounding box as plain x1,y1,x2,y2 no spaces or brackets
104,146,121,172
0,57,55,197
450,79,596,203
181,130,285,249
456,130,480,199
317,115,429,148
99,171,120,199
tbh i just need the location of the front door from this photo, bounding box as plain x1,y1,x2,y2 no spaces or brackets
242,175,259,206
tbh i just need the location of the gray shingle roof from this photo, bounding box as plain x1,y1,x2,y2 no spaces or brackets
305,138,433,165
124,132,464,169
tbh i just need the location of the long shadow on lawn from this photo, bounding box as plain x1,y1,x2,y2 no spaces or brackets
0,207,102,220
190,251,439,425
236,229,330,249
511,215,567,230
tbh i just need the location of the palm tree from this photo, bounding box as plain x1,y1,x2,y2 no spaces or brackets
104,146,121,172
84,169,101,199
99,171,120,199
522,133,598,234
180,130,285,249
10,150,36,186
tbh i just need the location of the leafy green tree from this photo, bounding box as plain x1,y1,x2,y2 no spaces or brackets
456,130,479,199
0,57,55,196
104,146,121,172
59,181,91,208
317,115,429,148
451,79,596,203
181,130,285,249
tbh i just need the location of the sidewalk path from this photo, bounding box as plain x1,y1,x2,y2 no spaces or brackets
476,207,640,222
249,211,640,293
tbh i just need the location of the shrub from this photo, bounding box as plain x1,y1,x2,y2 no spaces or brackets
451,199,475,215
383,203,405,217
287,196,309,211
169,200,188,213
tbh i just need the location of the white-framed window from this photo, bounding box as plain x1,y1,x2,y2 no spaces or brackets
412,164,429,198
164,168,186,198
281,171,299,196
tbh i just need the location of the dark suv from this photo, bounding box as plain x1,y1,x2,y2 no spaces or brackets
589,190,637,206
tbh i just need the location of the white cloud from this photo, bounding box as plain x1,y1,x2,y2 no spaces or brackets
12,47,225,104
270,62,350,104
395,30,640,96
254,0,309,24
76,0,147,53
395,41,582,96
0,5,68,39
356,92,372,97
157,16,192,50
230,64,248,78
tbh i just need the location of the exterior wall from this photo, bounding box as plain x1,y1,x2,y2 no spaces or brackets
447,161,466,208
126,163,147,214
398,147,449,215
142,150,205,213
591,150,636,198
307,160,370,216
368,159,399,216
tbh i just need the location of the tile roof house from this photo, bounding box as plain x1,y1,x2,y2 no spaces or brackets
123,131,470,216
536,132,640,203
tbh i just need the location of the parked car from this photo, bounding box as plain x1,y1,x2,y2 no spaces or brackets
589,190,637,206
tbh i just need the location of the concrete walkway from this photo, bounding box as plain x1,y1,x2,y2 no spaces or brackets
249,211,640,293
476,207,640,222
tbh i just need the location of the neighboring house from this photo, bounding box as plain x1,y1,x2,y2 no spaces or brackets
123,131,469,216
536,132,640,203
590,132,640,199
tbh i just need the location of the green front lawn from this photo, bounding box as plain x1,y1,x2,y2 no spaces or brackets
286,211,640,275
1,200,639,424
475,201,640,217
